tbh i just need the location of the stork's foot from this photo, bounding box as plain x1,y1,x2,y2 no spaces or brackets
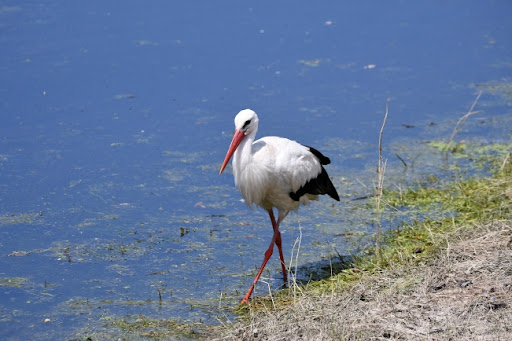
241,284,255,304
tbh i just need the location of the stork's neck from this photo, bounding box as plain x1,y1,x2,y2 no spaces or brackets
233,129,256,175
233,129,267,207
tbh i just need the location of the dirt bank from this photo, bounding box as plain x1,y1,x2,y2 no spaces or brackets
218,220,511,340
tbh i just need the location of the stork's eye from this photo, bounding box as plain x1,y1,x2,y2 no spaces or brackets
242,119,251,129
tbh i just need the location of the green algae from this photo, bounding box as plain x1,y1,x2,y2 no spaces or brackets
0,277,28,288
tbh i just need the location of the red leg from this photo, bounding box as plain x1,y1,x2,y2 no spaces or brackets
241,231,276,303
241,209,287,304
268,209,287,282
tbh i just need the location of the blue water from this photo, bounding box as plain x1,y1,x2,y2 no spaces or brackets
1,1,511,339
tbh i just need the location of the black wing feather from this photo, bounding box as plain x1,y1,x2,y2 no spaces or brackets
307,146,331,165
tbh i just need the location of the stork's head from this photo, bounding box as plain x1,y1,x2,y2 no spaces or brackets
234,109,259,135
219,109,259,175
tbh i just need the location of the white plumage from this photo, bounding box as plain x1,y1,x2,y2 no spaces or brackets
219,109,339,303
236,135,322,211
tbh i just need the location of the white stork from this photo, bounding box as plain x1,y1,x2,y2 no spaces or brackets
219,109,339,303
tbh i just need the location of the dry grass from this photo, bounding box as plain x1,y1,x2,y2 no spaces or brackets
216,221,512,340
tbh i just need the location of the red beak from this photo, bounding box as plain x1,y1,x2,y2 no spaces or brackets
219,129,245,174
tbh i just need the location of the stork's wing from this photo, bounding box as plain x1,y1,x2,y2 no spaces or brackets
288,145,340,201
254,136,340,202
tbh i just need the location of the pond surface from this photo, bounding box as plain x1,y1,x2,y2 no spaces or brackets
1,1,511,339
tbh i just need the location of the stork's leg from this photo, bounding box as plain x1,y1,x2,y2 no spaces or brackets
241,229,277,303
268,209,287,282
241,209,287,304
